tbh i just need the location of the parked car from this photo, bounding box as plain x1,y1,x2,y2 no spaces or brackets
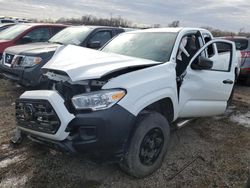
0,17,30,23
0,23,67,61
0,23,15,32
223,36,250,85
14,27,237,177
0,26,124,87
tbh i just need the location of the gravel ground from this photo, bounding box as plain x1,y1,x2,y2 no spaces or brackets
0,79,249,188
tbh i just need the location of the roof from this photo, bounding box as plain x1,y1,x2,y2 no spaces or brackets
58,25,124,31
80,25,124,29
14,23,68,27
127,27,211,34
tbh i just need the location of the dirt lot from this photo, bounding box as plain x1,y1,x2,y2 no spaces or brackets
0,78,249,188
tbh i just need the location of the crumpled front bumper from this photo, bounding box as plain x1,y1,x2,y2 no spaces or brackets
16,90,136,155
17,90,75,141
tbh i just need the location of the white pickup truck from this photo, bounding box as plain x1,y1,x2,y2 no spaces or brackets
14,28,237,177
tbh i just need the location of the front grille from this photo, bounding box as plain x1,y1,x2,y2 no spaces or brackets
4,53,14,64
16,99,61,134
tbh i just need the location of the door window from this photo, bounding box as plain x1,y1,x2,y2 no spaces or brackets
22,27,50,42
51,27,64,35
213,42,232,71
1,19,15,23
191,41,233,72
89,31,112,46
176,33,201,76
203,34,215,57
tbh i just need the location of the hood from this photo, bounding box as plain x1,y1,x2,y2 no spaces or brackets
5,42,61,55
43,45,162,82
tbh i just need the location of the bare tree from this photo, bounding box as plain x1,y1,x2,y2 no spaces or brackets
201,26,236,37
168,21,180,27
153,24,161,28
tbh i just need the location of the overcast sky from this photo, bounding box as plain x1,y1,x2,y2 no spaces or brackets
1,0,250,32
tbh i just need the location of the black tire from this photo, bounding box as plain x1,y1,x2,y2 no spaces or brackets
246,77,250,86
247,176,250,188
227,86,235,107
119,111,170,178
227,74,237,108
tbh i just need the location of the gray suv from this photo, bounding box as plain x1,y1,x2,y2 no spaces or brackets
225,37,250,85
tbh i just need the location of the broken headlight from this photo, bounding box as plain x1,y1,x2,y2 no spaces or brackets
71,89,126,111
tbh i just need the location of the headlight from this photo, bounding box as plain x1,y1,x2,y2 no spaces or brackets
19,56,42,67
71,89,126,111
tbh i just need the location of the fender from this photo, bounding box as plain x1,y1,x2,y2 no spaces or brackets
103,62,179,120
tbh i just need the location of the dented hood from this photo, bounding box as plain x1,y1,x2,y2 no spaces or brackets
42,45,161,82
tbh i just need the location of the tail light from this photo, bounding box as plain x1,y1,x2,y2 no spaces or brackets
240,51,250,58
241,67,250,71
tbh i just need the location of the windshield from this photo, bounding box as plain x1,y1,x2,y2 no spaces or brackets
102,32,177,62
0,24,31,40
227,38,248,51
49,27,92,45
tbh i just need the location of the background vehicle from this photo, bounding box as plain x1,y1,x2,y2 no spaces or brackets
224,36,250,85
0,16,30,23
0,23,67,61
0,23,15,32
15,28,237,177
0,25,124,87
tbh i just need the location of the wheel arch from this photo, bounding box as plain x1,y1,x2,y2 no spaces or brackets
124,97,174,151
142,97,174,123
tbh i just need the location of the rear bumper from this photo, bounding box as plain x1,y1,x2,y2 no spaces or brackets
17,90,136,156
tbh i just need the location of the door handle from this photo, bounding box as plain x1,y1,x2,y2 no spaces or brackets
223,79,234,84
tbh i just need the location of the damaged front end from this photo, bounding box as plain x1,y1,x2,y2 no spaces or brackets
13,45,160,156
44,70,110,113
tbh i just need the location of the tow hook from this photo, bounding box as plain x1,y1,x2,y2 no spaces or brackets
10,128,23,145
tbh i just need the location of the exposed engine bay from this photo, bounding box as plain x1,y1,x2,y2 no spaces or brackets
43,63,153,102
44,71,107,113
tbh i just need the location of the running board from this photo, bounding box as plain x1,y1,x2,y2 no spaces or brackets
176,119,194,129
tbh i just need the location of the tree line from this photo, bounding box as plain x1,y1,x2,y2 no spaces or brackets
34,15,134,28
32,16,250,37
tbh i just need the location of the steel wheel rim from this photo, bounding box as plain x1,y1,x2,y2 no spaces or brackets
139,128,164,166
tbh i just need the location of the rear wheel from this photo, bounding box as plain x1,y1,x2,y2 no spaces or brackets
119,111,170,178
246,77,250,86
227,86,235,107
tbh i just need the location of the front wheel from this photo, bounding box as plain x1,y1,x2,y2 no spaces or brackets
119,111,170,178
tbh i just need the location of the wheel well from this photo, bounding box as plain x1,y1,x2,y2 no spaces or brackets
122,98,173,159
235,67,239,80
143,98,174,123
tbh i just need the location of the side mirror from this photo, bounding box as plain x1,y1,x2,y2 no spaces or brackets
191,56,213,70
87,41,101,49
19,36,32,44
